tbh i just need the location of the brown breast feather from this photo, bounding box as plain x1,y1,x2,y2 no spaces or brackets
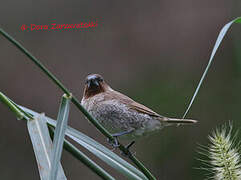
102,90,162,118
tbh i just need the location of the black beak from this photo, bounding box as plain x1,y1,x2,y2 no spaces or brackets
87,79,99,88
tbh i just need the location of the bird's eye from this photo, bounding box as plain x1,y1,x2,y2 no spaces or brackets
85,80,89,84
97,77,103,82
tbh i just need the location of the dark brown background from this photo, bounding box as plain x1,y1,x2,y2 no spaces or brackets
0,0,241,179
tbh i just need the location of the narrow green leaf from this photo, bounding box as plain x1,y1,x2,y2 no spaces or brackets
183,17,241,118
234,18,241,23
20,106,148,180
49,94,71,180
48,127,115,180
27,113,66,180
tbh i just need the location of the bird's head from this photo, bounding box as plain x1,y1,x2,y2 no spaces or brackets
83,74,110,98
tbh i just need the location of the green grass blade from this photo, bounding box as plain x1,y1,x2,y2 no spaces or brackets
0,93,115,180
27,113,66,180
49,94,71,180
48,127,115,180
20,106,148,180
183,17,241,118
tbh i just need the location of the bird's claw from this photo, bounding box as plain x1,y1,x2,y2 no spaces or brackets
107,130,136,156
107,137,120,150
107,129,133,149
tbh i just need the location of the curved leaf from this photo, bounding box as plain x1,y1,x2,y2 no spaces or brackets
183,17,241,118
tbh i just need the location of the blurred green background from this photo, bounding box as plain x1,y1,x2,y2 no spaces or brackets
0,1,241,179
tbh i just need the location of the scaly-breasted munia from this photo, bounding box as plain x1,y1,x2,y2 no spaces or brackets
81,74,197,142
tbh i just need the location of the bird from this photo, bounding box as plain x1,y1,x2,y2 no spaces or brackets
81,74,197,146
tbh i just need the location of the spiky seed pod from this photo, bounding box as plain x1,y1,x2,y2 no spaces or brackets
207,125,241,180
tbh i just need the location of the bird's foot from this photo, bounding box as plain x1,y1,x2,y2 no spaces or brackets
108,129,134,149
107,136,120,150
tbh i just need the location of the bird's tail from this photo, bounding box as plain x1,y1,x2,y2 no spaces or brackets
159,117,198,125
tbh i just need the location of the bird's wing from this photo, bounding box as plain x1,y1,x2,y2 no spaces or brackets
103,90,197,124
105,90,162,118
128,101,162,118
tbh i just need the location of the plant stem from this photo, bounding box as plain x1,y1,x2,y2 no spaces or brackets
0,92,25,120
118,144,156,180
0,28,156,180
